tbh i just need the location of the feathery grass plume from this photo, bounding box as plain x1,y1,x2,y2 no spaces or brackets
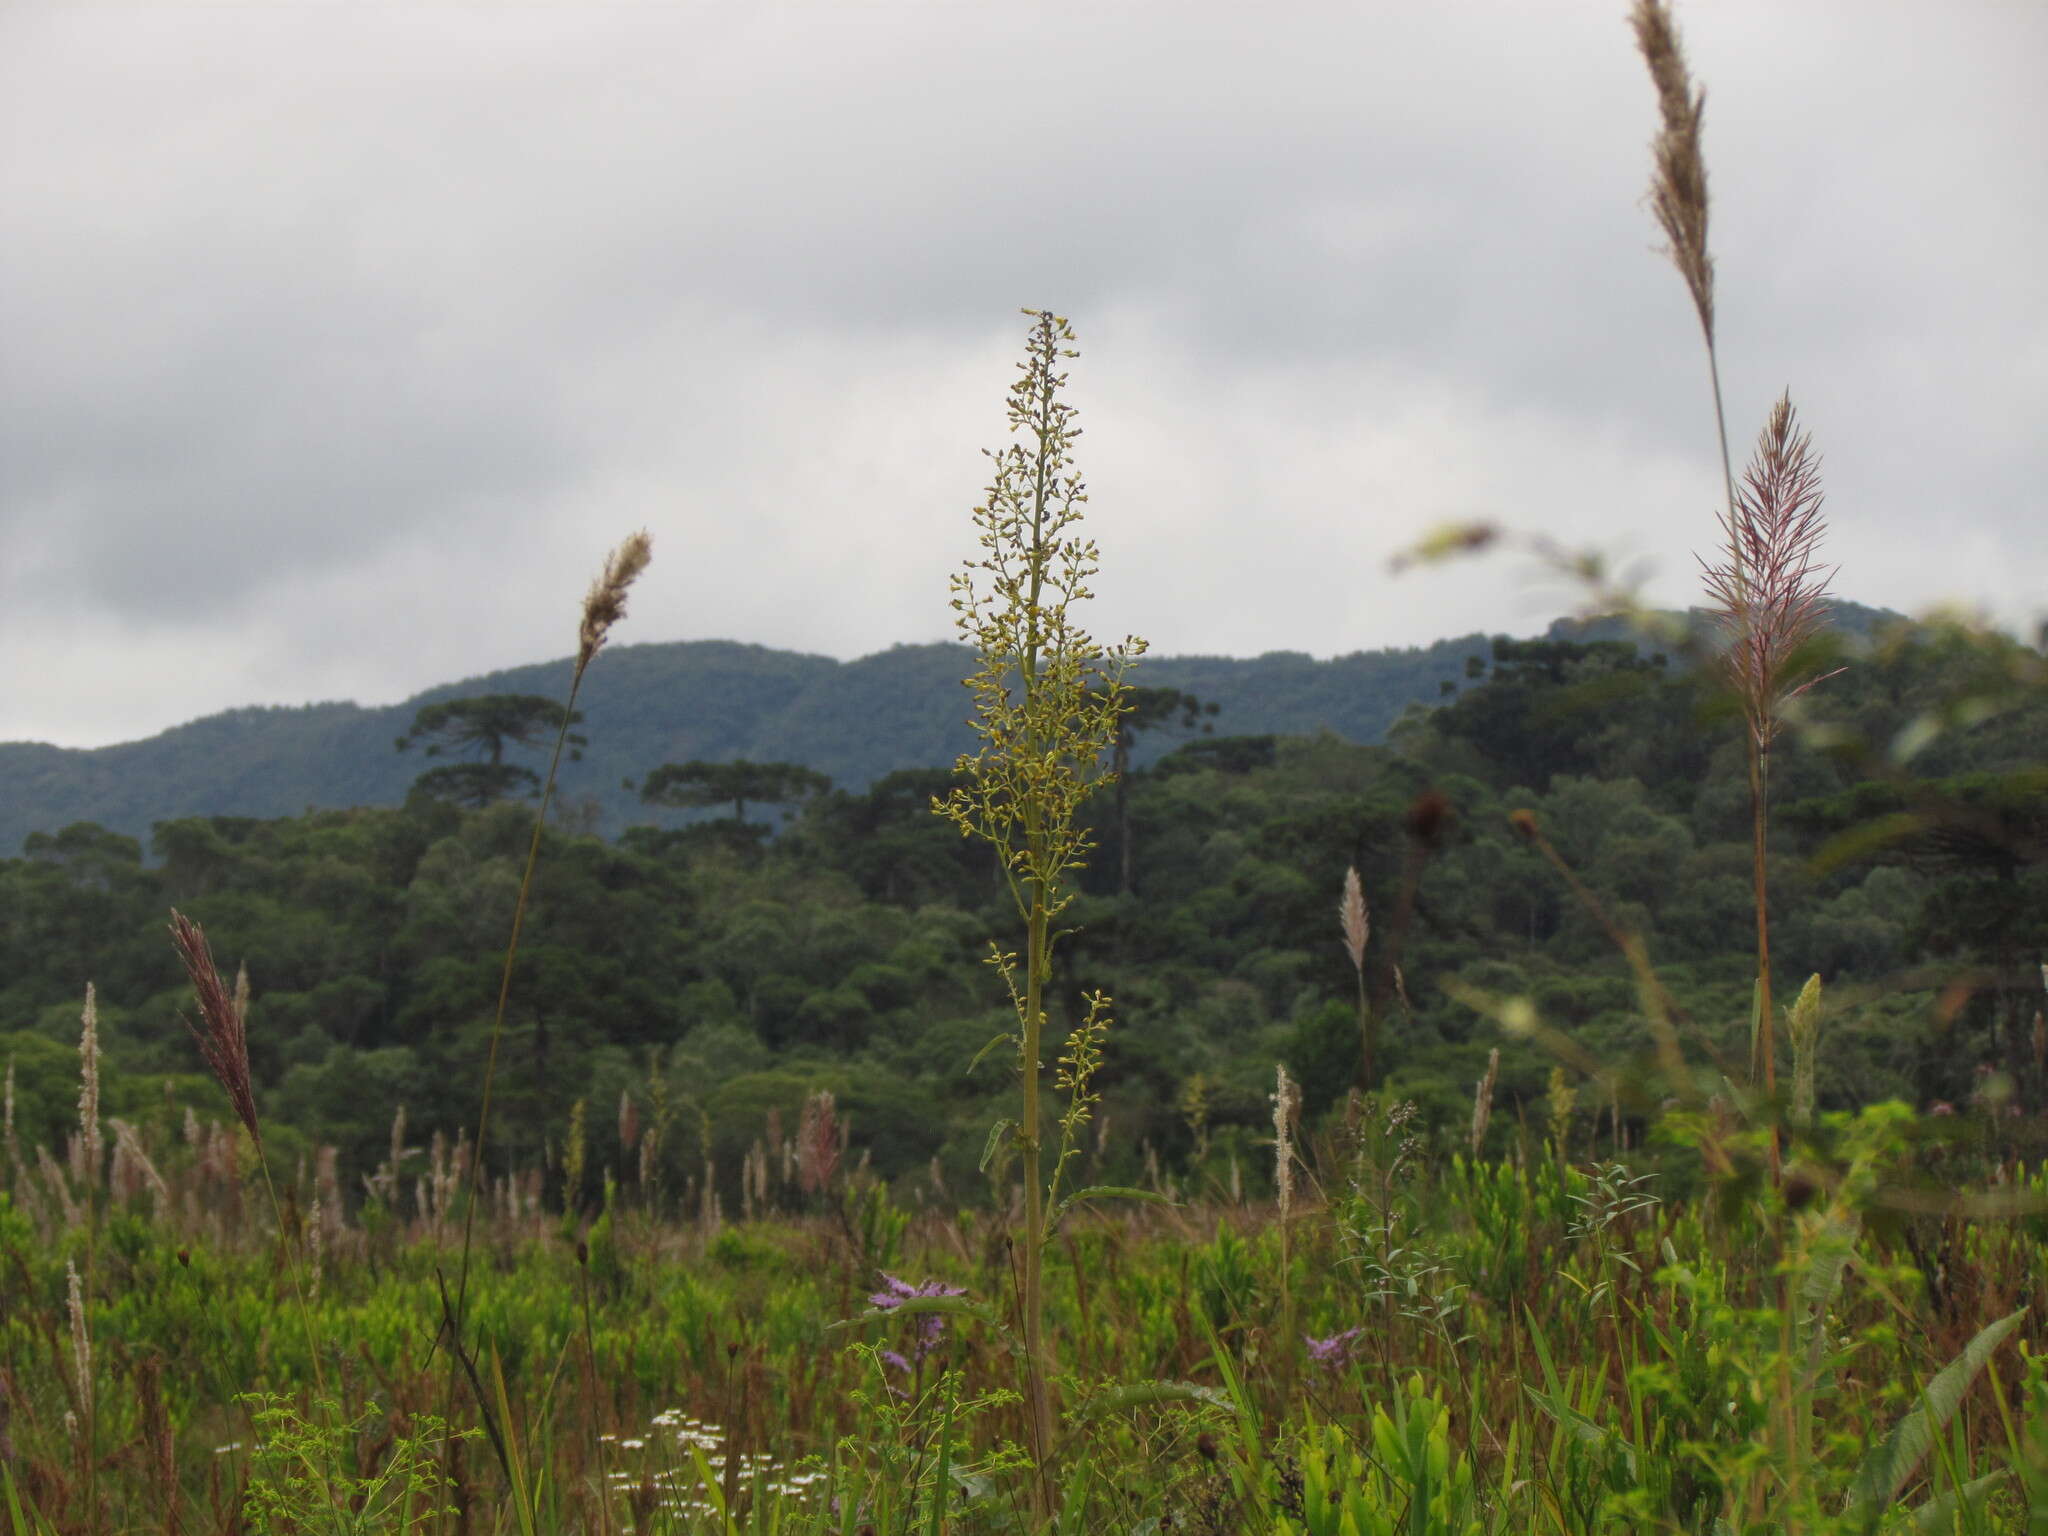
575,528,653,683
1339,865,1369,972
38,1144,83,1227
1632,0,1742,632
797,1089,839,1197
1631,0,1713,346
1179,1074,1213,1164
110,1120,170,1215
66,1259,91,1424
1272,1062,1303,1393
1546,1066,1576,1162
307,1196,324,1302
1272,1065,1302,1224
1702,395,1841,756
1470,1047,1501,1157
641,1057,672,1208
637,1117,659,1199
168,912,260,1146
76,984,102,1187
1703,396,1838,1106
371,1104,406,1205
1786,973,1823,1128
618,1087,640,1156
1339,865,1376,1090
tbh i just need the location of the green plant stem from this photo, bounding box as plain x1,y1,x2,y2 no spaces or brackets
1356,965,1374,1093
452,675,589,1330
81,1186,99,1536
1020,887,1053,1515
1016,344,1058,1525
1704,337,1783,1187
1751,748,1777,1108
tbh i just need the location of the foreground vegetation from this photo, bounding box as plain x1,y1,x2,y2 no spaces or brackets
6,1092,2048,1533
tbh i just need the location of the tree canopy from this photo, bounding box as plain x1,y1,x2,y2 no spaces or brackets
395,694,587,807
638,759,832,824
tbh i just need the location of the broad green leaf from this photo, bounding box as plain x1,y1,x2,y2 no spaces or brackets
1910,1469,2008,1533
1849,1307,2025,1522
979,1117,1018,1173
1065,1379,1230,1429
967,1031,1016,1077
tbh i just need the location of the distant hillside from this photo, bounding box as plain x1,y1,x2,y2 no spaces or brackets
0,602,1906,853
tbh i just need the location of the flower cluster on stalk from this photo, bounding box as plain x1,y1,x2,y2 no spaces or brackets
869,1273,966,1373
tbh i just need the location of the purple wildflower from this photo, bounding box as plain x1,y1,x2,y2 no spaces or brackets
1304,1328,1363,1368
869,1273,966,1309
870,1273,967,1365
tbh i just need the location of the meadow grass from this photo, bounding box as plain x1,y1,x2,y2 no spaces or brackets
3,1097,2046,1531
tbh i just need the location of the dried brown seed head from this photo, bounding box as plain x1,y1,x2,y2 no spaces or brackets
576,530,653,680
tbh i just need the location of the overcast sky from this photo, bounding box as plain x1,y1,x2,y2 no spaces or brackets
3,3,2042,749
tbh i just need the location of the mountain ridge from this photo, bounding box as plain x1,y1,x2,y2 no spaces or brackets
1,603,1908,854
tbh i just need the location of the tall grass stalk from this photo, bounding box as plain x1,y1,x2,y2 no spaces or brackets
1272,1064,1301,1404
72,986,101,1534
1703,397,1839,1112
168,911,329,1401
935,309,1142,1520
450,530,651,1331
1632,1,1839,1179
1339,866,1373,1092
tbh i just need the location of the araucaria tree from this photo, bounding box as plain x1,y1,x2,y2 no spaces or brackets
638,759,831,824
395,694,588,808
933,310,1144,1515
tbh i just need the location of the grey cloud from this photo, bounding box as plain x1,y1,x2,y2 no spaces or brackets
0,2,2041,747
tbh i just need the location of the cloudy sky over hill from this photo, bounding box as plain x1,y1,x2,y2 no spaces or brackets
3,3,2042,748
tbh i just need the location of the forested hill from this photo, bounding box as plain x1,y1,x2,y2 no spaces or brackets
0,602,1908,855
0,632,1498,854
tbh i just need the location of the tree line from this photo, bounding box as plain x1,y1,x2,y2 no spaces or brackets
2,622,2041,1208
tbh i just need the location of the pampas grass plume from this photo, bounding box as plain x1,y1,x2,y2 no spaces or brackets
1631,0,1714,343
168,911,261,1147
1787,973,1824,1127
1339,866,1369,973
577,529,654,681
77,983,102,1185
1470,1047,1500,1157
66,1258,92,1421
1701,394,1841,753
1272,1065,1301,1223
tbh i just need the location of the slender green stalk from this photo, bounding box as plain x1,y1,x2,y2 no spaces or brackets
935,310,1140,1523
449,532,651,1333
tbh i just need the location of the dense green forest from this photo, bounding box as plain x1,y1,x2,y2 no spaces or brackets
5,615,2042,1203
